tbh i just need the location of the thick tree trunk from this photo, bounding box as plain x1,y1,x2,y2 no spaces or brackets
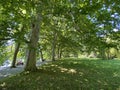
11,43,20,68
51,32,57,61
25,14,41,71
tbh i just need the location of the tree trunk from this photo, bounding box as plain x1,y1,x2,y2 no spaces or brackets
101,48,106,60
51,31,57,61
57,47,63,59
25,13,41,71
57,45,60,59
40,49,44,62
11,43,20,68
59,49,62,59
106,47,111,60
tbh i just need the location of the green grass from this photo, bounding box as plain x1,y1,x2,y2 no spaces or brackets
0,59,120,90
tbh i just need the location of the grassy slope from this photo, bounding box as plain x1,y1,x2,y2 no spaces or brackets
0,58,120,90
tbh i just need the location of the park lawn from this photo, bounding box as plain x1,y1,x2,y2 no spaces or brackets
0,58,120,90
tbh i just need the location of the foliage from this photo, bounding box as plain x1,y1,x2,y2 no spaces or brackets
0,44,14,65
0,0,120,71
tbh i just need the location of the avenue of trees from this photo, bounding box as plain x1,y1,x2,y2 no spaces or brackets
0,0,120,71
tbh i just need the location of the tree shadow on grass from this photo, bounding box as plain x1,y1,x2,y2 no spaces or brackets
38,59,120,89
0,59,120,89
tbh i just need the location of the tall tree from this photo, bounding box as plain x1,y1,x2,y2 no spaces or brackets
11,43,20,68
25,12,41,71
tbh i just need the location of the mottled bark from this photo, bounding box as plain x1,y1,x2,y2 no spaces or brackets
25,13,41,71
11,43,20,68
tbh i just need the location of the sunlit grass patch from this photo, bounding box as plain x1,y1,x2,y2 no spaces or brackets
0,58,120,90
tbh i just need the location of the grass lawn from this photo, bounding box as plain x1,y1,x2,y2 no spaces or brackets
0,58,120,90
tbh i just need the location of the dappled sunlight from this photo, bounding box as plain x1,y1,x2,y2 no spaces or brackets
103,81,108,85
42,64,58,68
79,71,84,76
1,59,120,89
58,62,64,65
0,82,6,87
58,67,68,73
57,66,77,74
24,71,30,74
84,79,89,82
67,69,77,74
50,64,58,67
97,80,102,84
117,86,120,90
71,61,79,64
39,63,78,75
0,82,7,89
113,72,119,77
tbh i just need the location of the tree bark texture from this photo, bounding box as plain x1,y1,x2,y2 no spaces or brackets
25,14,41,71
11,43,20,68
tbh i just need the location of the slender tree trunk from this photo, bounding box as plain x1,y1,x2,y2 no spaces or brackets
52,31,57,61
40,49,44,62
11,43,20,68
57,47,63,59
25,13,41,71
59,49,62,59
100,48,106,60
106,47,111,60
57,45,60,59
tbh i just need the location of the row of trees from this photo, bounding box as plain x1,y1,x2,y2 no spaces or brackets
0,0,120,71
